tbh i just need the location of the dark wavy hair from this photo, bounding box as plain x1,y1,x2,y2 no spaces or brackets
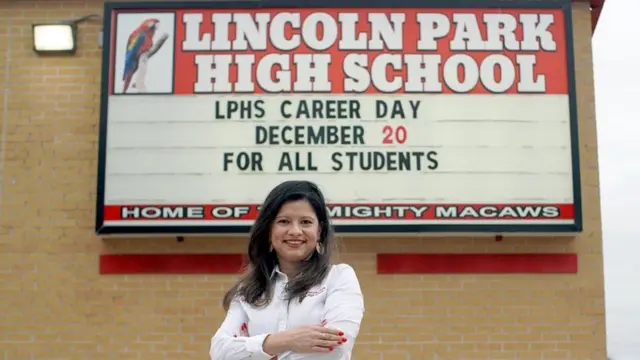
222,180,335,311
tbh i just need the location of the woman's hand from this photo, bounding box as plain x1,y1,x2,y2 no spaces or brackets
263,321,347,355
285,322,346,353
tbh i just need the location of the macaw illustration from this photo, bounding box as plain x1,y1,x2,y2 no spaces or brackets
122,18,169,93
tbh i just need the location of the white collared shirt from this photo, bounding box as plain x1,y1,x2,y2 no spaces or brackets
209,263,365,360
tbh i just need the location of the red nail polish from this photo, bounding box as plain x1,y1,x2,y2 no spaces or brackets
329,347,333,351
338,332,344,336
342,338,347,342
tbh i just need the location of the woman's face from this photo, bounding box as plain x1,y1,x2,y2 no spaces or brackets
270,199,320,265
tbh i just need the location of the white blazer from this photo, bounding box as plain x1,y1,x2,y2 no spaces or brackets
210,263,365,360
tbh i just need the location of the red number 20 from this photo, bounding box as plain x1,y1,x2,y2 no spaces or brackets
382,125,407,144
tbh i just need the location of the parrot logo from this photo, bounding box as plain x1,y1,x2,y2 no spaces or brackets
122,18,169,93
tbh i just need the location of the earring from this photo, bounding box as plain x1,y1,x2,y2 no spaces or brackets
269,244,273,252
316,243,324,255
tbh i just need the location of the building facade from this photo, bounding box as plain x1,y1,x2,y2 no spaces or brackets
1,0,607,359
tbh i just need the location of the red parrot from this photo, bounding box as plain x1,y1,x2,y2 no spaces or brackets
122,18,160,93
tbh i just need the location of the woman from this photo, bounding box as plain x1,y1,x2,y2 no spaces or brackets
209,180,365,360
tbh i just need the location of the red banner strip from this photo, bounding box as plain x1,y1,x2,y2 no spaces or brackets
99,254,246,274
103,203,575,221
377,253,578,274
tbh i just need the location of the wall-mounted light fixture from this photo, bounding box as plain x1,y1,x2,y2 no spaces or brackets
32,14,102,55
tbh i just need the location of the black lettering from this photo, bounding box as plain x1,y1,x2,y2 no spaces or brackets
269,126,279,145
376,101,387,118
327,126,338,144
331,152,343,171
236,152,253,171
254,125,365,145
390,101,405,119
223,152,263,172
223,152,233,171
330,151,439,172
255,126,267,145
280,100,292,119
409,100,421,119
215,100,265,119
308,126,322,144
375,100,421,119
280,100,361,119
312,101,323,118
254,100,265,118
346,152,357,170
350,101,361,119
426,151,439,169
252,152,264,171
238,101,249,119
215,101,225,119
278,152,292,171
228,101,238,117
352,126,364,145
278,152,317,172
296,101,310,119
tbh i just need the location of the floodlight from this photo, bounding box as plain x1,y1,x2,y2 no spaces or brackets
31,14,102,55
32,23,77,54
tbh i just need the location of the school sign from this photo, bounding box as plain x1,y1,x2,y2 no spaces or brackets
95,0,582,235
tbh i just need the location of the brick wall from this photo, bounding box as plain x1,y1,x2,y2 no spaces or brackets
0,1,607,359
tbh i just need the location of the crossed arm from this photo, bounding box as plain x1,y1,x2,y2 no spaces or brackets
209,265,365,360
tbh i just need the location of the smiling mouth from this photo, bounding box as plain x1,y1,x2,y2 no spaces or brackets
283,240,305,247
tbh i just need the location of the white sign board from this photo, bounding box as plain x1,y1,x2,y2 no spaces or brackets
96,0,583,235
